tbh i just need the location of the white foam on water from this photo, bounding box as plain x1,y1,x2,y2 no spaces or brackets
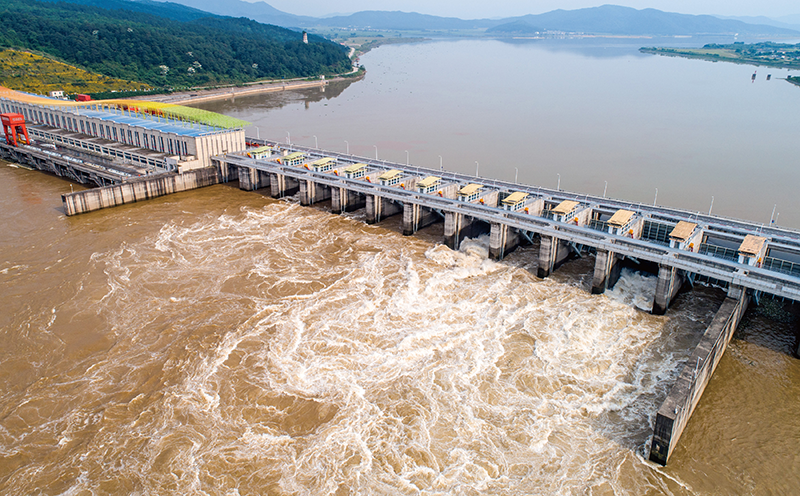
1,204,707,495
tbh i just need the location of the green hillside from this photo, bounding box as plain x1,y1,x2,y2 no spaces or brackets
0,0,351,89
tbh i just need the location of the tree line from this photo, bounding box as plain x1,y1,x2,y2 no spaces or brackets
0,0,352,88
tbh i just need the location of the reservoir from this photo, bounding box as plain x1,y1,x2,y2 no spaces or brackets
1,37,799,494
201,37,800,228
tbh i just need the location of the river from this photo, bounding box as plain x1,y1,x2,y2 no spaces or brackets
1,37,799,495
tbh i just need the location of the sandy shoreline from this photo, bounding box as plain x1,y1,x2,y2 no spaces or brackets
130,74,364,106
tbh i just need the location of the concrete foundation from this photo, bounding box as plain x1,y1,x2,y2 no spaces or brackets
61,167,220,216
299,179,331,206
403,203,441,236
489,222,522,260
269,173,299,198
217,160,239,183
649,286,750,465
366,194,403,224
652,264,687,315
331,187,366,213
537,234,572,278
238,167,270,191
592,249,623,294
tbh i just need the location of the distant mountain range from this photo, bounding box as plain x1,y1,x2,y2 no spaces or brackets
160,1,800,36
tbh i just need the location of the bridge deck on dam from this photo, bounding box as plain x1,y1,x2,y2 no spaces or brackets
219,140,800,302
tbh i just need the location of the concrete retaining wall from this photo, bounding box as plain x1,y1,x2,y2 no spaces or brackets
61,167,220,216
649,286,750,465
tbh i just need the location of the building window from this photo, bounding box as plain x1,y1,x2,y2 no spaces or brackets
91,123,97,135
159,136,164,152
80,121,85,133
113,127,118,141
168,138,174,154
99,125,105,138
151,136,157,149
127,130,133,143
182,141,188,155
135,132,141,147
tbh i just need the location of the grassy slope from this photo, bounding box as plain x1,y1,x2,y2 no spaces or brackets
0,48,151,94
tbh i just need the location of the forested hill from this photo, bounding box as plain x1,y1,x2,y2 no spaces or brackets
0,0,351,88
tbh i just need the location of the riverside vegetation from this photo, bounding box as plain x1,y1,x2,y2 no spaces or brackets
641,42,800,70
0,0,352,92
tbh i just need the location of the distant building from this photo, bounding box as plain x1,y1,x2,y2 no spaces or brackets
0,86,247,172
303,31,309,44
48,90,64,98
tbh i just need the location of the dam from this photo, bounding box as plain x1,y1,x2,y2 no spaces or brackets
4,112,798,465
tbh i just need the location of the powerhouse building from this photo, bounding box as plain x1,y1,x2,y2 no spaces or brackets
0,86,247,173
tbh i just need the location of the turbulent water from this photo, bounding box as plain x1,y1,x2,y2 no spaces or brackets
2,163,799,495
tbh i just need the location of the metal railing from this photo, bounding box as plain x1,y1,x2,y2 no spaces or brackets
764,257,800,277
699,243,738,262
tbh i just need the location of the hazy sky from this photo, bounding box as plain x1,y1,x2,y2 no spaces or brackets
258,1,799,19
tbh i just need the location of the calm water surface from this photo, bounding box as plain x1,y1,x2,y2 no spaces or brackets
1,38,799,495
200,37,800,228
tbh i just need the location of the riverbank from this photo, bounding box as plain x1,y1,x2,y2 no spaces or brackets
126,35,423,106
129,72,365,105
640,44,800,71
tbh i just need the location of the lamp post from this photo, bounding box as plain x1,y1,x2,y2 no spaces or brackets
603,180,607,198
374,145,378,160
313,135,318,148
475,161,479,177
405,150,409,166
286,131,291,144
514,167,519,184
654,188,658,206
708,196,714,215
344,140,349,154
256,127,260,139
439,155,443,171
557,173,560,191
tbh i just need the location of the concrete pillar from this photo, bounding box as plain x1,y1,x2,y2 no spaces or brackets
299,179,331,206
269,173,299,198
238,166,268,191
331,187,366,213
489,223,522,260
366,195,402,224
216,160,239,183
537,234,571,278
444,212,465,249
592,249,623,295
403,203,441,236
444,213,489,249
649,286,749,465
652,264,687,315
